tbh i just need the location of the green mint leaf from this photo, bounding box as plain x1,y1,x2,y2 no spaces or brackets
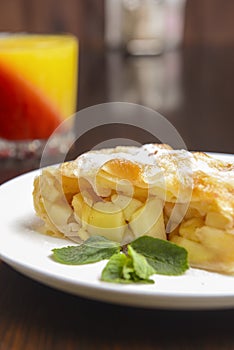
101,253,132,283
52,235,120,265
101,247,154,284
128,245,155,280
131,236,189,275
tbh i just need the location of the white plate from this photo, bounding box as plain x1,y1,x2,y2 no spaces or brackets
0,152,234,310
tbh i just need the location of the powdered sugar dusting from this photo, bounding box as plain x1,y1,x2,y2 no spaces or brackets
73,144,234,186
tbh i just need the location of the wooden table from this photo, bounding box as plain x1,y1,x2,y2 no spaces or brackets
0,47,234,350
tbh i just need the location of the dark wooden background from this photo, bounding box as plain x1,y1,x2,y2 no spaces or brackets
0,0,104,50
0,0,234,49
0,0,233,157
0,0,234,157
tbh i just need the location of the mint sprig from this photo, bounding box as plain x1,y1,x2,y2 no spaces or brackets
51,235,189,284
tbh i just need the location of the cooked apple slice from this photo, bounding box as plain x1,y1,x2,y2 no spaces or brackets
111,194,143,221
129,197,166,239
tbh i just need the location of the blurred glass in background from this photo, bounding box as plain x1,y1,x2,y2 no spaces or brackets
0,33,78,158
105,0,186,55
105,0,185,113
107,51,182,112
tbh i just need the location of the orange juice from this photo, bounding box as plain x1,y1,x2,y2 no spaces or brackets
0,34,78,140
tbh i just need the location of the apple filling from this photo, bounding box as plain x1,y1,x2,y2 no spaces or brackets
167,207,234,274
33,167,166,244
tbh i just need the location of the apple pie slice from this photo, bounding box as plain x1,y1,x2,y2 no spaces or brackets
33,144,234,274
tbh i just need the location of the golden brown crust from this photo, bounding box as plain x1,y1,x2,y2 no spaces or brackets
33,143,234,273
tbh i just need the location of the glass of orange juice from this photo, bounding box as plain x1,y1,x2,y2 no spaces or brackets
0,33,78,158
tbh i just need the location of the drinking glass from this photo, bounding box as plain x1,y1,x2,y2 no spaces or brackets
0,33,78,158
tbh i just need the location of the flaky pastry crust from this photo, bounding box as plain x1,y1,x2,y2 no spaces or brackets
33,144,234,274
